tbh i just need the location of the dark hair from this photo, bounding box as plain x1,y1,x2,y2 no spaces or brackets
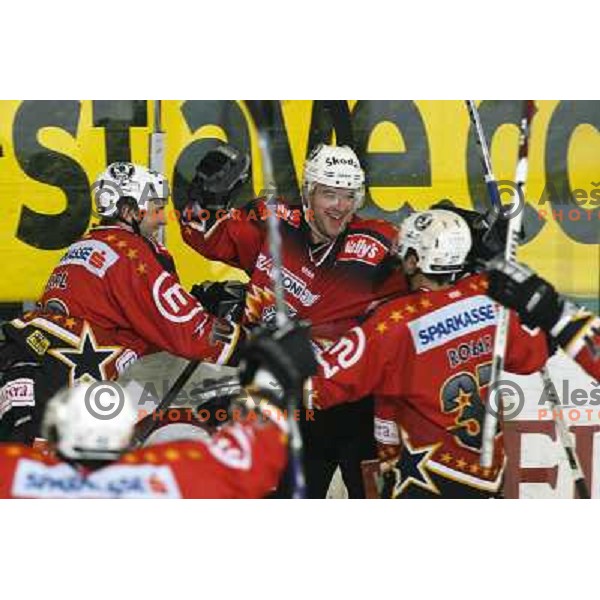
98,197,139,226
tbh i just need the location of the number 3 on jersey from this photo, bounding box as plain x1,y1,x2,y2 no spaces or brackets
440,363,492,451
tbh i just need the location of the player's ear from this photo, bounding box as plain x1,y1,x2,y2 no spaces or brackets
403,253,419,275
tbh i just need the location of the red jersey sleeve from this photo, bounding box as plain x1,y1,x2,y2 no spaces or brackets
180,200,268,274
562,315,600,381
308,309,409,410
504,311,551,374
107,240,239,362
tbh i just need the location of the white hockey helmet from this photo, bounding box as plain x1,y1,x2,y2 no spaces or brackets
398,209,472,274
42,381,138,461
302,144,365,207
93,162,169,217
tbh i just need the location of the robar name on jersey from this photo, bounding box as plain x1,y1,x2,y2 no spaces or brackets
408,295,497,354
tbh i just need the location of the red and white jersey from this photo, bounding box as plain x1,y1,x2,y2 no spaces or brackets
308,274,550,494
559,312,600,381
3,226,239,384
0,419,286,499
180,201,408,345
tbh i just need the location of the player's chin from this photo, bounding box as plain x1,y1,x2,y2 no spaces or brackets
324,217,347,237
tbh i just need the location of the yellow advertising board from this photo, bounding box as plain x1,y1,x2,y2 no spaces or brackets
0,100,598,303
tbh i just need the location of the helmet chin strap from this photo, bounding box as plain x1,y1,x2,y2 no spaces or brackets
116,212,142,236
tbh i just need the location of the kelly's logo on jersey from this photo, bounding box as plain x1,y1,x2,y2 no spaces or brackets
337,234,387,266
408,295,497,354
59,240,119,278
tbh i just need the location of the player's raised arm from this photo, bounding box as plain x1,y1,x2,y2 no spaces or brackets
179,144,267,274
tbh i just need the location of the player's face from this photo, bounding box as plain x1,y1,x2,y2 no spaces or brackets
310,184,357,239
139,199,167,238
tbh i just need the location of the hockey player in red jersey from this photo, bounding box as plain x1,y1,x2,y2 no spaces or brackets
305,209,551,498
0,323,316,499
180,143,407,498
0,163,240,444
485,258,600,382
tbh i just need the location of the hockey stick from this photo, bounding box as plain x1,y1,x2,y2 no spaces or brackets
149,99,167,246
469,101,590,497
468,100,534,467
245,100,306,498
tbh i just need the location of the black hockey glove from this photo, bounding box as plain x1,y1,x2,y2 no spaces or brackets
486,257,563,332
190,281,247,321
188,144,250,210
431,200,515,266
238,321,317,402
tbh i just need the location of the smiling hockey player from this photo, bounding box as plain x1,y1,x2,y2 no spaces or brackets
0,163,240,444
305,209,552,498
180,143,407,498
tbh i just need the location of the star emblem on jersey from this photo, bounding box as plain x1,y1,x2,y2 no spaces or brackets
390,432,440,497
49,324,121,385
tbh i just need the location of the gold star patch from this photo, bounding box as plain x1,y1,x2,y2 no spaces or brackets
64,317,76,330
127,248,139,260
390,310,403,322
455,458,467,470
441,452,453,464
117,240,128,249
164,449,180,462
186,449,203,461
469,463,480,475
123,454,138,464
480,279,489,291
5,446,22,457
405,304,417,314
420,298,432,309
136,263,147,275
376,322,388,334
106,234,117,242
144,452,158,464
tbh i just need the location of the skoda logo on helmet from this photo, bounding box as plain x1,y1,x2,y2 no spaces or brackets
109,162,135,182
325,156,357,168
414,213,434,231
